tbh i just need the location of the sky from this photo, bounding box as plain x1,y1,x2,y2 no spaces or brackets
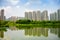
0,0,60,18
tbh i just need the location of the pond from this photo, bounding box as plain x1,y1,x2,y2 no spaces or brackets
0,27,60,40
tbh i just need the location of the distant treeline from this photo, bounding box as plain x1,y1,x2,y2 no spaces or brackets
16,20,60,24
0,20,60,28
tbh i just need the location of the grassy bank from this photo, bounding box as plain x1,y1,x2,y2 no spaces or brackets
16,24,60,29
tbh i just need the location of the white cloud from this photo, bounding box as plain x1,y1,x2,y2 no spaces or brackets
28,0,42,3
25,9,33,12
0,5,59,19
0,6,26,18
7,0,19,5
24,0,42,7
25,2,30,6
0,6,12,18
16,6,20,8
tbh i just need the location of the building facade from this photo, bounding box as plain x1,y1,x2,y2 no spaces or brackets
57,9,60,20
50,12,57,21
7,16,17,21
25,12,28,20
28,12,32,20
32,11,37,21
25,10,48,21
0,9,5,20
50,9,60,21
41,10,48,21
36,11,41,21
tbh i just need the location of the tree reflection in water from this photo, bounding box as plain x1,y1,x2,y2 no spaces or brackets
0,31,4,38
0,27,7,40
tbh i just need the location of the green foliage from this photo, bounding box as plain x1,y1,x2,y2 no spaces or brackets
16,20,32,24
0,20,8,27
6,21,16,27
0,27,7,31
15,20,60,28
0,20,60,28
16,20,60,24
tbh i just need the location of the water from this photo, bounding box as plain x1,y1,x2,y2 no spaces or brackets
0,27,60,40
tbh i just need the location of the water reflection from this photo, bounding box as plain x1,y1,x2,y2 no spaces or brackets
0,27,60,40
0,31,4,38
25,27,48,37
0,27,8,40
9,27,18,31
50,28,60,38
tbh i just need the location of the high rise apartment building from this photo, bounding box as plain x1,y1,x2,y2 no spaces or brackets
32,11,37,21
0,9,5,20
36,11,41,21
57,9,60,20
50,9,60,21
25,12,28,19
28,12,32,20
25,10,48,21
41,10,48,21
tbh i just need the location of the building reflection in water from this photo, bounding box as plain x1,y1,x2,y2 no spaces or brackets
25,27,48,37
50,28,60,38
